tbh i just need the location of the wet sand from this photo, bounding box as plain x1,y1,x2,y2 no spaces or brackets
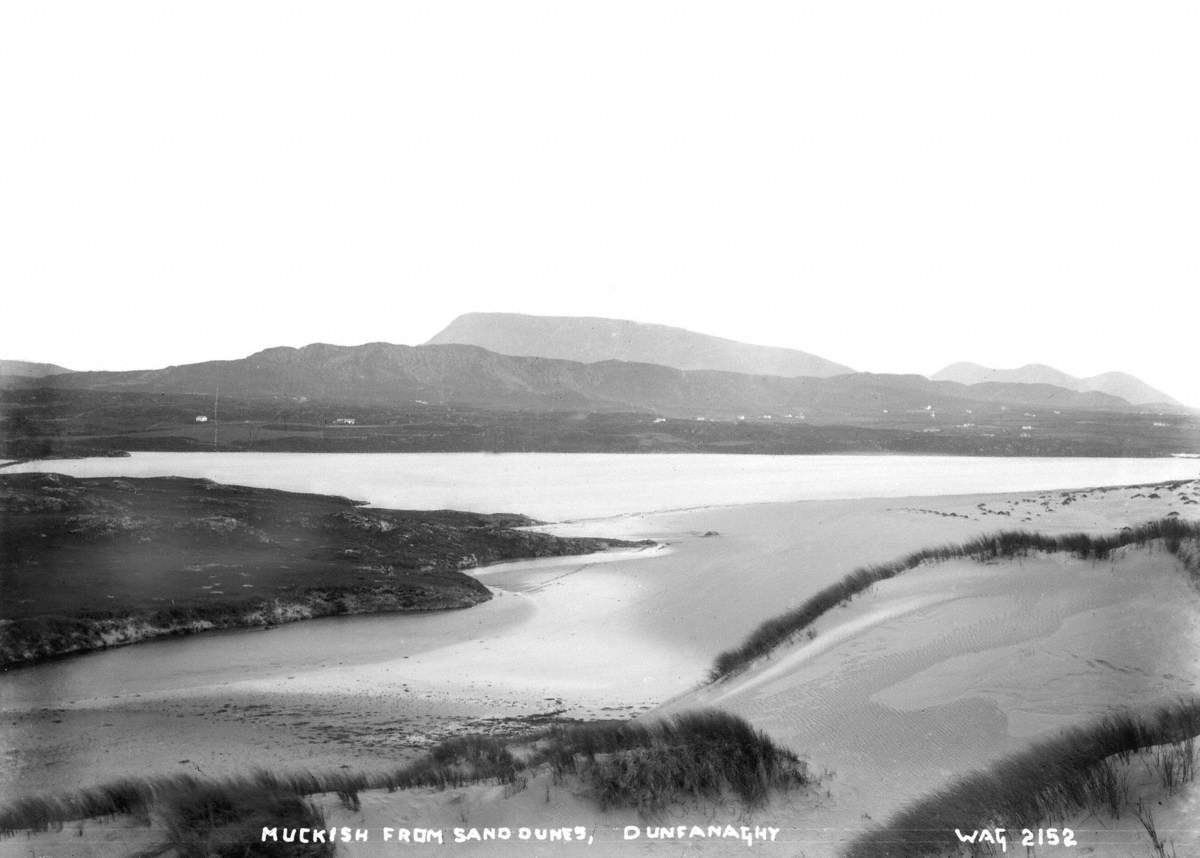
2,479,1199,856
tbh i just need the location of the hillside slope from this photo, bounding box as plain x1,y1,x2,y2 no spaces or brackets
0,359,72,378
933,361,1180,406
428,312,854,377
33,342,1132,419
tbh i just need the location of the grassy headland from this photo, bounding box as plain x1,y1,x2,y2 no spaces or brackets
710,516,1200,681
0,473,640,668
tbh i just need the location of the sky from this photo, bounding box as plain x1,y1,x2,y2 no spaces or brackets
2,2,1197,405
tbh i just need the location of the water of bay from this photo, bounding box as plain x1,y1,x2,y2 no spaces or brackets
4,451,1197,521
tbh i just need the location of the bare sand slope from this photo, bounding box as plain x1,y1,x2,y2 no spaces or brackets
184,481,1200,727
0,490,1053,797
526,479,1200,667
660,544,1200,855
3,481,1198,856
4,482,1197,799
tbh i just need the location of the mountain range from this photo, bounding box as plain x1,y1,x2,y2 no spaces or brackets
4,314,1195,459
427,314,1183,409
932,362,1179,407
17,341,1136,420
0,314,1186,421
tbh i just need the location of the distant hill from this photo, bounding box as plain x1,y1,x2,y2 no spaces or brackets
32,341,1132,420
932,362,1181,407
1083,372,1182,408
0,360,72,377
427,313,854,378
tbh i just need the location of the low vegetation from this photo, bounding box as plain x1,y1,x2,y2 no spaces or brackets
0,772,333,857
844,699,1200,858
710,517,1200,681
539,710,811,814
0,710,808,852
6,385,1199,458
0,473,638,667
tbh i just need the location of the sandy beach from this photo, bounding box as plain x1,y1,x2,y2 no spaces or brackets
3,478,1199,856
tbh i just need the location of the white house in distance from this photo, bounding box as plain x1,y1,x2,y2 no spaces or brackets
194,415,209,423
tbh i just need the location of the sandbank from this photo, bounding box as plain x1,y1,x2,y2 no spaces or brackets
2,479,1199,857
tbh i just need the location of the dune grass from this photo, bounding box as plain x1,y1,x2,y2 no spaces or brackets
0,710,809,848
0,771,332,857
157,775,333,858
709,517,1200,681
0,736,528,840
844,698,1200,858
538,710,810,814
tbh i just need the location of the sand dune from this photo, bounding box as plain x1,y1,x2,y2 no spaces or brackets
668,547,1200,854
3,480,1198,856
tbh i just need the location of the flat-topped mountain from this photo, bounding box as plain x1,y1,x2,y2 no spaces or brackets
0,359,73,377
427,312,855,378
933,362,1180,407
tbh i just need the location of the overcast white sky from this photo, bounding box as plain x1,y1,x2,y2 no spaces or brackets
2,2,1197,404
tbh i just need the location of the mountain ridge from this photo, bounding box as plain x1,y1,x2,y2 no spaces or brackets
933,362,1180,407
29,341,1137,419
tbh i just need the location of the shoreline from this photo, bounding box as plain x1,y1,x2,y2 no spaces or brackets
7,507,1198,856
0,589,492,672
0,472,647,670
3,451,1197,521
5,480,1198,801
0,544,658,671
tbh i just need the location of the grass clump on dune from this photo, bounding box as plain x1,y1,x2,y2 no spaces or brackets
844,699,1200,858
159,774,333,858
0,710,808,848
710,517,1200,681
540,709,810,814
0,772,331,857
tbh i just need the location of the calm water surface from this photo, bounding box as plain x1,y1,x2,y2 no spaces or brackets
4,452,1198,520
3,452,1199,797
